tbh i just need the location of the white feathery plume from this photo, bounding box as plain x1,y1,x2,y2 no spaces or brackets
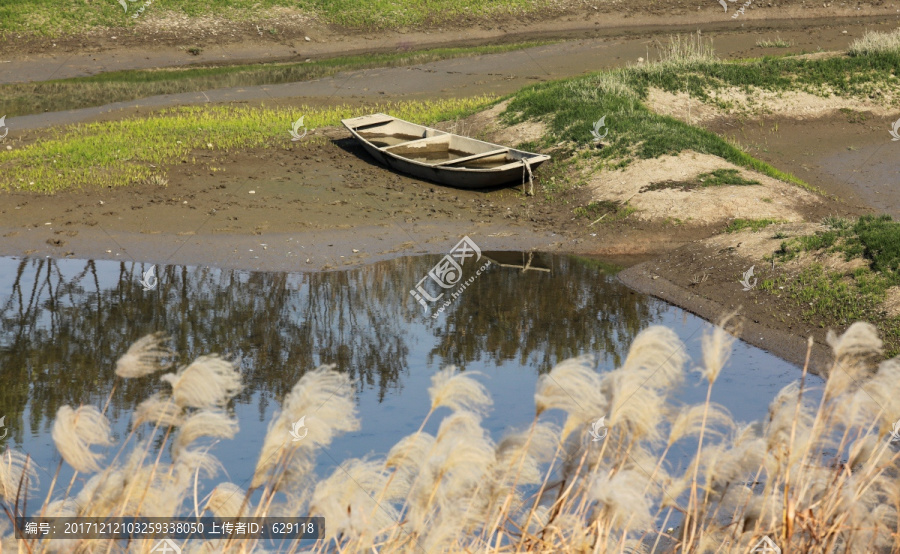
252,365,359,489
121,464,185,517
75,470,126,517
601,326,688,442
173,448,223,483
764,382,814,463
535,355,604,441
428,366,492,415
115,332,173,378
697,317,737,385
172,410,238,457
535,355,601,415
44,498,78,517
132,392,183,427
309,458,400,547
51,405,114,473
668,403,734,446
493,422,559,488
848,434,883,470
601,367,666,443
0,449,38,501
862,358,900,431
160,355,242,409
206,482,251,519
824,322,882,398
386,432,435,471
620,325,688,390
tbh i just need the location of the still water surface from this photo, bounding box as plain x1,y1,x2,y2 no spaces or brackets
0,253,819,516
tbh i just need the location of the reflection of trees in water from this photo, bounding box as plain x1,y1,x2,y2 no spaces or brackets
428,256,664,372
0,254,659,442
0,257,415,439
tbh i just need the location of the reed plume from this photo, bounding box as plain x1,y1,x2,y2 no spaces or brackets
428,366,492,415
14,320,900,553
133,392,183,427
535,354,604,441
0,449,38,501
252,365,359,489
160,355,242,409
172,410,238,458
310,458,403,548
115,332,173,378
51,405,114,473
205,482,251,519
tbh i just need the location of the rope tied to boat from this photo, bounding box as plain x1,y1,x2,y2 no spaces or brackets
521,157,534,196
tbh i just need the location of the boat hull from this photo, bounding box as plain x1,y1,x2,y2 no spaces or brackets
341,114,550,190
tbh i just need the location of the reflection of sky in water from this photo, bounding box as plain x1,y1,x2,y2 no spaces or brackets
0,254,822,524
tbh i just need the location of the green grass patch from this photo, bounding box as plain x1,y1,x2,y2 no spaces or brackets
0,42,551,117
0,96,497,193
641,168,760,192
725,218,782,233
573,200,634,222
0,0,551,36
765,214,900,355
492,32,898,197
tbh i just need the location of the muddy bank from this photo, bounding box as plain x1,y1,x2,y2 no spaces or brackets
619,251,835,375
0,126,703,271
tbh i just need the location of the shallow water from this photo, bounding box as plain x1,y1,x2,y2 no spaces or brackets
0,253,819,531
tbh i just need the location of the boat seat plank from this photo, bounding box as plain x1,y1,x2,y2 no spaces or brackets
380,134,450,152
343,114,395,129
433,148,509,167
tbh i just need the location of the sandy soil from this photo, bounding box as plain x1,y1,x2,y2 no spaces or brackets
583,151,821,224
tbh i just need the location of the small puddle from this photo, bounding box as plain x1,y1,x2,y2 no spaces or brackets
0,254,818,522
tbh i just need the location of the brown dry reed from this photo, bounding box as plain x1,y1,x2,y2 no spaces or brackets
3,319,900,553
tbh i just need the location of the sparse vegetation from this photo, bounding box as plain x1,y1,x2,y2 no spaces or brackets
573,200,633,222
766,215,900,354
725,218,782,233
0,96,498,193
849,27,900,56
0,42,552,118
641,168,760,192
756,36,793,48
4,323,900,552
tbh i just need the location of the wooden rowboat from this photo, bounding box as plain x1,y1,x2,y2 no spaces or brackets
341,113,550,189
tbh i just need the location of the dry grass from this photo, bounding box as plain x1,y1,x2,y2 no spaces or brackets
3,321,900,552
849,28,900,57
